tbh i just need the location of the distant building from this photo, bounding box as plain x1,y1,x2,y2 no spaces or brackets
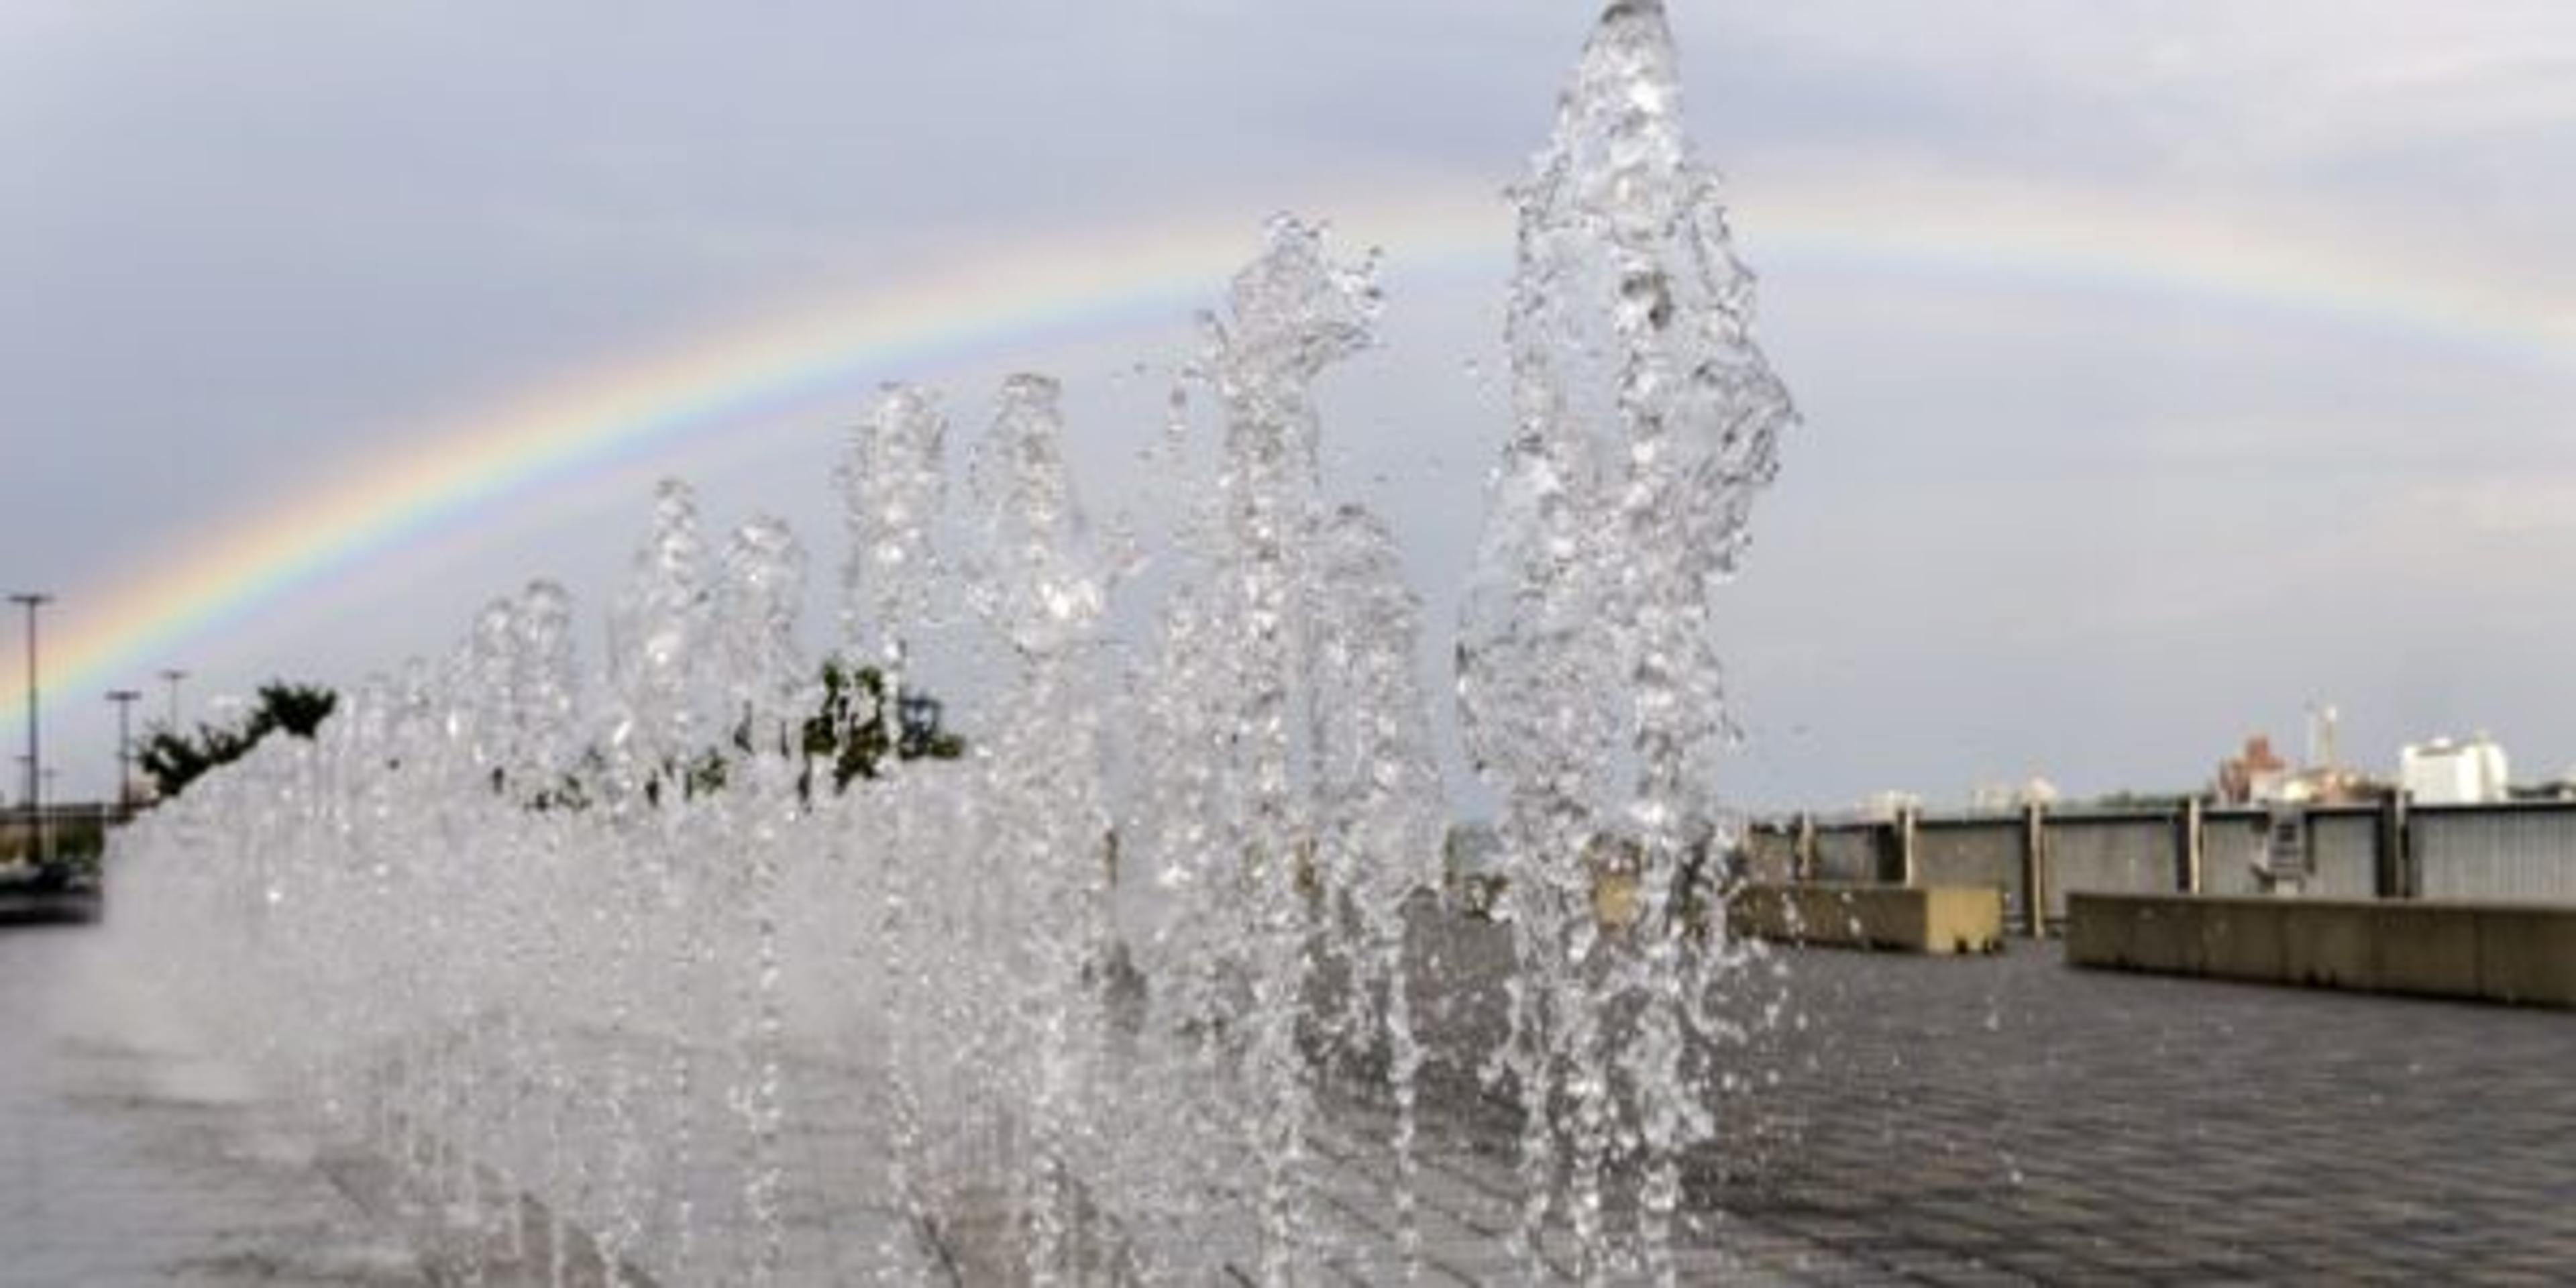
1970,777,2059,812
2400,735,2510,806
2214,728,2380,806
1861,790,1923,820
2215,735,2290,804
2272,766,2381,805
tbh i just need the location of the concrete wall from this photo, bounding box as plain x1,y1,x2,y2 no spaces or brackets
2199,810,2270,897
2414,805,2576,904
1811,825,1891,885
1730,883,2004,955
2044,813,2178,920
2306,808,2384,899
1739,824,1803,885
2068,892,2576,1008
1733,799,2576,940
1913,818,2027,926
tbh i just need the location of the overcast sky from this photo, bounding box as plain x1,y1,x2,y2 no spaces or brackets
6,1,2576,810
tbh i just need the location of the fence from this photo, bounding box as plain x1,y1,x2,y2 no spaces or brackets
1737,797,2576,934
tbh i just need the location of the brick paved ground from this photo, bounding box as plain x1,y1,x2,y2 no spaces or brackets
7,910,2573,1285
1670,945,2576,1285
1389,910,2576,1285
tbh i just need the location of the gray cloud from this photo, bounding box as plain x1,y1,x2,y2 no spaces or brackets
5,1,2575,808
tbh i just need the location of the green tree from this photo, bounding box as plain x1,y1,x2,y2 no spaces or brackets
530,657,964,811
139,681,339,802
254,682,337,739
799,657,965,796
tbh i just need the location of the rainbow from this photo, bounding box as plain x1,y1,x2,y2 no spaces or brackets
9,189,1501,735
11,171,2575,733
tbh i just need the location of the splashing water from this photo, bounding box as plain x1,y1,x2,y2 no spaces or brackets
1461,1,1795,1279
109,5,1796,1284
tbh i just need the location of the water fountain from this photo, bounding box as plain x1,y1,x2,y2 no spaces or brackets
111,3,1796,1283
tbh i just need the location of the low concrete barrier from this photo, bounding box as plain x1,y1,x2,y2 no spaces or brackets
1728,883,2004,955
0,888,102,926
2067,893,2576,1008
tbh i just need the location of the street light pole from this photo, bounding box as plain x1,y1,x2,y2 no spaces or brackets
11,593,50,868
106,688,142,819
159,667,189,733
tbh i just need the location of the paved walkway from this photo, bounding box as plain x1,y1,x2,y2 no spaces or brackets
7,911,2574,1284
1673,946,2576,1285
0,921,429,1287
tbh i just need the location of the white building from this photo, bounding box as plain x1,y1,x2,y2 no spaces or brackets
1970,777,2060,812
2400,735,2510,806
1861,790,1923,820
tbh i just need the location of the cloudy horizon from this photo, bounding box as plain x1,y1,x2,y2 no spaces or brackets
6,1,2575,811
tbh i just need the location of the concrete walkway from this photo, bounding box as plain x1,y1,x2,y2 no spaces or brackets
1678,945,2576,1285
0,921,429,1287
9,909,2575,1284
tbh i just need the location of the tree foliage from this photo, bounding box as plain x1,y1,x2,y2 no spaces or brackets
528,657,964,811
130,662,962,812
138,682,339,802
800,657,965,794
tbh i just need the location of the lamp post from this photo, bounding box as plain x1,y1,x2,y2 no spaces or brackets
40,768,57,874
158,667,189,733
11,593,50,868
106,688,141,818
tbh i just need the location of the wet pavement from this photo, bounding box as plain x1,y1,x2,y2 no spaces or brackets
5,910,2573,1285
0,921,429,1286
1674,945,2576,1285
